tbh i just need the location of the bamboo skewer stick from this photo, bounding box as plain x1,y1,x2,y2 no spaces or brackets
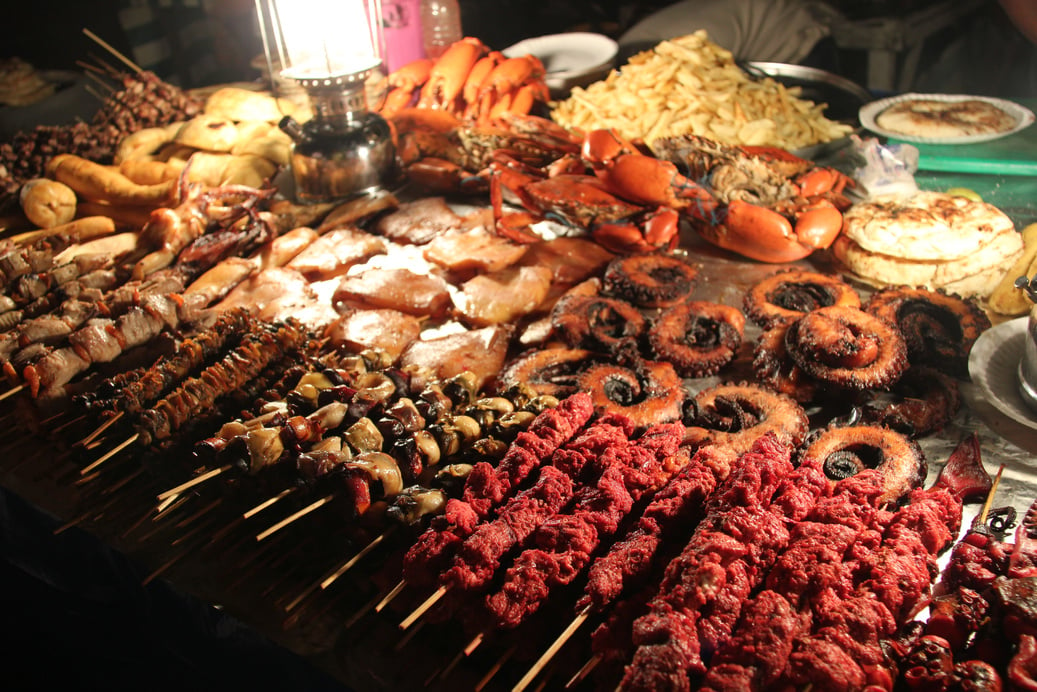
514,605,591,692
977,463,1006,526
174,497,223,532
566,654,602,688
79,411,124,447
80,432,138,475
346,586,392,629
393,619,425,652
82,28,143,73
476,645,517,692
464,632,484,656
399,584,447,630
156,464,232,501
51,413,87,436
0,384,24,402
243,486,297,519
320,526,395,590
375,579,407,612
255,494,335,542
431,647,467,687
283,523,376,612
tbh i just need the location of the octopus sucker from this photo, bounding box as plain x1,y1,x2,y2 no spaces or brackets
550,294,646,353
601,253,698,308
576,359,685,429
784,305,908,390
864,287,990,378
744,268,861,328
795,423,927,505
648,301,745,378
682,382,809,456
863,365,961,438
496,347,603,398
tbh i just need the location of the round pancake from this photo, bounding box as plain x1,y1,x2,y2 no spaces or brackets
841,191,1016,262
831,227,1023,296
875,98,1016,139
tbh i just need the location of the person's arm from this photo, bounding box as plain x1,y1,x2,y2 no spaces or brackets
999,0,1037,44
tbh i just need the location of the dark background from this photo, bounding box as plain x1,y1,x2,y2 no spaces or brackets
0,0,1033,96
0,0,1033,690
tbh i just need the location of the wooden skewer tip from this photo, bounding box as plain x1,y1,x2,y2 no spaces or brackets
0,384,25,402
399,584,447,631
156,464,232,501
375,579,407,613
80,432,138,476
514,607,591,692
255,494,334,542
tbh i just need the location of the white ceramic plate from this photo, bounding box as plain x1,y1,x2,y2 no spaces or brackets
503,32,617,91
969,317,1037,430
859,93,1035,145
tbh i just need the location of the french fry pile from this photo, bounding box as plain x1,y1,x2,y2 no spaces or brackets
551,31,853,149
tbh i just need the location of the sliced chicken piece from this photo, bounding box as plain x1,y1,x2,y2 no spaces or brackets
216,267,313,315
422,227,529,275
374,197,463,244
518,237,615,285
286,227,387,281
332,268,452,318
324,309,422,361
454,265,553,327
399,325,513,391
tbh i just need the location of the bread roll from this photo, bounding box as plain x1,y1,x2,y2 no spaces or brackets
175,114,240,152
20,178,77,228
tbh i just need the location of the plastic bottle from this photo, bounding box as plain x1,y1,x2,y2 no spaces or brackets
382,0,426,73
420,0,463,59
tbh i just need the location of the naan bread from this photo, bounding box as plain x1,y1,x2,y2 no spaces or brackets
876,98,1017,139
842,191,1015,261
204,86,293,122
175,114,240,152
832,229,1023,297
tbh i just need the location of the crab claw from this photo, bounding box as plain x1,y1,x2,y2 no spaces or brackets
696,199,843,263
592,207,679,254
417,37,488,112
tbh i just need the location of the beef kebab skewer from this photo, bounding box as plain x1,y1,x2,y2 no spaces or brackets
699,431,979,691
398,405,622,631
381,392,595,612
455,420,686,670
513,441,732,691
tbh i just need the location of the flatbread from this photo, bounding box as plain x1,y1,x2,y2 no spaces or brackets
204,86,293,122
875,98,1017,139
175,114,240,152
831,229,1023,297
841,191,1016,262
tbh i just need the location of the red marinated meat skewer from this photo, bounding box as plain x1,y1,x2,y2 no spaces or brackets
399,412,634,630
620,433,829,691
778,485,962,690
698,466,922,691
579,441,734,614
400,391,594,590
514,443,732,691
441,414,637,594
483,421,685,630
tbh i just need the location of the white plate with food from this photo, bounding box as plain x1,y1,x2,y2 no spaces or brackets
969,317,1037,430
503,32,617,93
860,93,1034,144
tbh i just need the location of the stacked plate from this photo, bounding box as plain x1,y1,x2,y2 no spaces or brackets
503,32,618,96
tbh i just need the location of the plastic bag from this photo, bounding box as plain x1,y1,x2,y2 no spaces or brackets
845,134,919,201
